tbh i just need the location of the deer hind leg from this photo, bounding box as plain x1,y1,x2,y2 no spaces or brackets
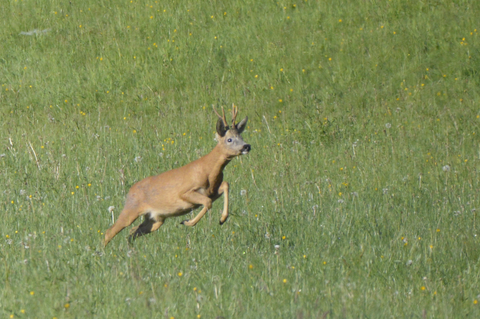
104,205,143,247
218,181,229,225
128,214,164,244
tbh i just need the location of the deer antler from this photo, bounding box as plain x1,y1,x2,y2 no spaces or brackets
213,105,228,128
231,104,238,128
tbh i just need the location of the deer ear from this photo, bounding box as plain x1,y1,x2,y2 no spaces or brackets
235,116,248,134
216,118,227,137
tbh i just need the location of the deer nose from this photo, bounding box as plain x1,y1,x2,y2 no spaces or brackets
242,144,251,152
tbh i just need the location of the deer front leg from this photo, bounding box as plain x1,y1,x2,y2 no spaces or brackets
180,190,212,226
218,181,229,225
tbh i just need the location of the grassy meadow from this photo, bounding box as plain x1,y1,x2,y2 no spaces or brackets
1,0,480,317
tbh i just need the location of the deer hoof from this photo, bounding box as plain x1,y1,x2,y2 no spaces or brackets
219,217,228,225
180,219,189,225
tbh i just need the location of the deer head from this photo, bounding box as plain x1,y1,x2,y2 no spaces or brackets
214,105,251,158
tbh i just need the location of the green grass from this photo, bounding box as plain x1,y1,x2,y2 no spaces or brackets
1,0,480,317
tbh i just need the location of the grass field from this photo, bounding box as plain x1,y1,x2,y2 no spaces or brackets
1,0,480,317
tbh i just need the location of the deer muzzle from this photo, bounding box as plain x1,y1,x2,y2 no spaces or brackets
241,144,251,155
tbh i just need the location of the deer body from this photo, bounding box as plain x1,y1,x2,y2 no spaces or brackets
104,106,250,246
124,146,229,218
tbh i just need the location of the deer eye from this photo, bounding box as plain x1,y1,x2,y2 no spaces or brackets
227,138,233,143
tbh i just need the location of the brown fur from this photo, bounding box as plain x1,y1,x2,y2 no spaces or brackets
104,107,250,246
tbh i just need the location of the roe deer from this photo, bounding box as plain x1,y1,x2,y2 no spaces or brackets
104,105,251,246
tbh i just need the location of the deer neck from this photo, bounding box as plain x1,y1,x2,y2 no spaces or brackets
204,144,232,179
